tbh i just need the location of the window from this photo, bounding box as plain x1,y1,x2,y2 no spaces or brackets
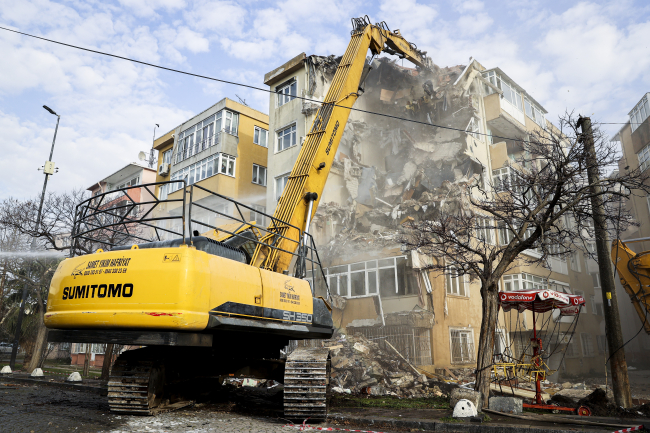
446,265,468,296
498,221,513,245
501,273,547,291
492,167,511,191
569,251,581,272
114,176,139,190
493,329,510,363
249,204,266,226
174,110,238,164
220,154,236,177
254,126,268,147
222,110,239,135
591,272,601,289
629,93,650,133
323,256,417,298
597,335,607,354
524,98,546,127
162,149,172,165
450,328,475,364
565,338,580,358
466,117,481,141
476,218,494,244
168,153,236,193
277,124,297,151
483,71,522,112
639,143,650,172
277,79,297,107
580,333,595,357
590,295,597,314
252,164,267,186
275,173,290,201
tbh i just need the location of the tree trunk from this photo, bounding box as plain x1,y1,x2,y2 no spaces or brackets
474,284,499,407
100,344,114,381
26,288,49,373
83,344,91,377
26,313,48,373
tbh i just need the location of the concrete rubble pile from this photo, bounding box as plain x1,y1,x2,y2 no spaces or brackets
308,55,485,257
322,332,444,397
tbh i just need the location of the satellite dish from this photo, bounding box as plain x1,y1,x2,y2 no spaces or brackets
138,151,147,161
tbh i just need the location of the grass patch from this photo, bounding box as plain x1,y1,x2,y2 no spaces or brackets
331,394,450,410
483,414,492,422
439,416,462,423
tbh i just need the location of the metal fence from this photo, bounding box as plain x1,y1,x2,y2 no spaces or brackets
355,326,433,366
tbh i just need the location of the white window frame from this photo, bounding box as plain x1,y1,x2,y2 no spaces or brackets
322,256,414,299
502,273,547,292
277,124,297,152
275,173,290,201
446,265,468,297
174,110,238,164
249,204,266,226
254,126,268,148
449,328,476,364
630,93,650,133
638,143,650,172
580,333,595,357
162,149,173,165
476,218,494,245
277,79,297,107
466,117,481,141
252,164,267,186
168,153,235,194
492,167,511,192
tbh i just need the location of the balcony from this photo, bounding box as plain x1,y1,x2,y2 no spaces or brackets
484,93,527,139
174,130,239,166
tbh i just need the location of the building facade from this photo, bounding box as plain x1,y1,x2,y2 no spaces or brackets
152,98,269,235
263,53,607,378
611,93,650,364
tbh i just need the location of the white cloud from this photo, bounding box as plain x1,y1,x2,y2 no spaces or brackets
116,0,186,17
456,12,493,36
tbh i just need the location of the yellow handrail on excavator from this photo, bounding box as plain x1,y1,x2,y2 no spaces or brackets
611,239,650,334
251,16,432,273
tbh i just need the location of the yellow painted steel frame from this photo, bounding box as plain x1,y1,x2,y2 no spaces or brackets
611,240,650,334
45,245,313,330
253,23,429,273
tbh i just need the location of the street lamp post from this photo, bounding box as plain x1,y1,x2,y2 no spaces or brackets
9,105,60,370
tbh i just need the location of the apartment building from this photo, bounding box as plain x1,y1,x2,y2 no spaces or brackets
151,98,269,234
263,53,606,378
86,163,157,226
610,93,650,363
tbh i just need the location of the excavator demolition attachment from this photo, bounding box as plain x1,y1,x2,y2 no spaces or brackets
45,16,432,421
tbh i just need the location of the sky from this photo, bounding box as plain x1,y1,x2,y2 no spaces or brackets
1,0,649,200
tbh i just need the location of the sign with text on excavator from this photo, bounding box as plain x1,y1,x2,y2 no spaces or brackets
163,254,180,263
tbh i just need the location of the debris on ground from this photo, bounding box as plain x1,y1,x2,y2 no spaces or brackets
322,333,449,397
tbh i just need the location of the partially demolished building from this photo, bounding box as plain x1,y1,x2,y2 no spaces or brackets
264,53,608,378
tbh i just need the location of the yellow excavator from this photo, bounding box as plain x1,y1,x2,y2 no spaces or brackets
611,240,650,334
45,16,432,419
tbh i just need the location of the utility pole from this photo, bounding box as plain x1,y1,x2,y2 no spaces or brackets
10,105,60,371
578,116,632,408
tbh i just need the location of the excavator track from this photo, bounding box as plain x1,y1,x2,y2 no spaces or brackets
108,349,165,415
284,347,330,421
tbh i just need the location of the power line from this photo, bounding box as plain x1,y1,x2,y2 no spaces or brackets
0,25,629,143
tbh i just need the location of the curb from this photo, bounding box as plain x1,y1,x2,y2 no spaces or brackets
327,413,614,433
0,374,107,395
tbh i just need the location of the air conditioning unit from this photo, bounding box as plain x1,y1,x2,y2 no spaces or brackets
158,163,170,176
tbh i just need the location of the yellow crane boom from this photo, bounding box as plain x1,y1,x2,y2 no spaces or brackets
611,240,650,334
252,16,431,273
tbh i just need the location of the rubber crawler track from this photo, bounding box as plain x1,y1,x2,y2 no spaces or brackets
107,349,163,415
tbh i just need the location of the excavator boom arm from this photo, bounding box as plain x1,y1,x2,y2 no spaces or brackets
252,17,430,274
611,240,650,334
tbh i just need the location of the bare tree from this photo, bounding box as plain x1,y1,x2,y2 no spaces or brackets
0,188,148,372
399,113,650,404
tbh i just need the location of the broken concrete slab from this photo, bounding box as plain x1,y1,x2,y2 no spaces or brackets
489,396,522,415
